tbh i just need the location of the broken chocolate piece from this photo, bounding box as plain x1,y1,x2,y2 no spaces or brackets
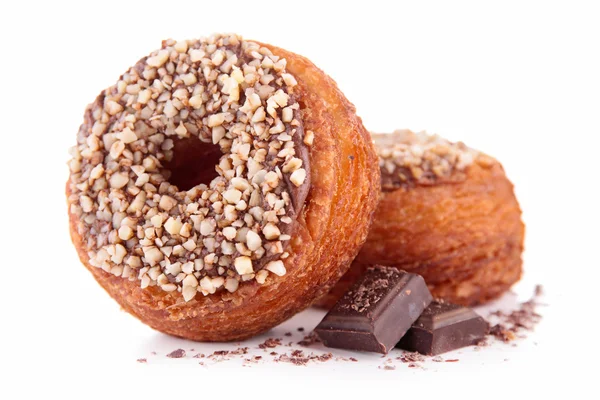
314,266,432,354
397,300,488,355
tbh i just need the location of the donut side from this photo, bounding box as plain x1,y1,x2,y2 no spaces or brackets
317,157,524,308
68,41,379,341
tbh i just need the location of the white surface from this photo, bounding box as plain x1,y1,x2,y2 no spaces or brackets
1,0,598,398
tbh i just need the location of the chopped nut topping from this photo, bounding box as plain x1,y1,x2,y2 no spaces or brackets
68,34,313,301
375,130,494,190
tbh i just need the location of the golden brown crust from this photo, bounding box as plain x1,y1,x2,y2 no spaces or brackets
317,157,524,308
68,41,380,341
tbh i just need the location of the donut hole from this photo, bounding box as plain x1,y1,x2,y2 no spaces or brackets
164,137,222,191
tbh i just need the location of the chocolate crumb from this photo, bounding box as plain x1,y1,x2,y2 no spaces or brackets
166,349,186,358
274,350,332,366
350,357,358,362
230,347,249,355
398,352,425,363
151,351,157,355
291,349,303,357
297,332,321,347
270,351,278,356
243,355,263,364
193,353,206,358
445,359,459,363
485,285,544,344
383,365,396,370
137,358,147,363
297,327,305,332
213,350,229,356
534,285,544,297
408,363,418,368
284,332,292,337
489,324,517,342
258,338,282,349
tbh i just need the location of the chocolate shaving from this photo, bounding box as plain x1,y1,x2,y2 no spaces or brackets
297,332,321,347
486,285,544,343
230,347,249,355
166,349,186,358
274,350,333,366
397,352,425,363
258,338,282,349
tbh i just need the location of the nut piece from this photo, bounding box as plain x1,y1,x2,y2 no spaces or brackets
262,223,281,240
159,195,177,211
147,50,169,67
265,260,286,276
304,130,314,146
109,173,129,189
234,256,253,275
164,217,183,235
118,225,134,240
224,277,239,293
255,270,269,284
182,285,197,302
118,128,137,144
245,230,262,251
290,169,306,187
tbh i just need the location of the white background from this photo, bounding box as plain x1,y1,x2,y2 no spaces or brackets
1,0,598,398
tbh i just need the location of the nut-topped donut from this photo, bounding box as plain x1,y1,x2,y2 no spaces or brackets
317,130,525,308
67,34,380,341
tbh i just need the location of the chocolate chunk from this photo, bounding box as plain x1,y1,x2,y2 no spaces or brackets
397,300,488,355
314,266,433,354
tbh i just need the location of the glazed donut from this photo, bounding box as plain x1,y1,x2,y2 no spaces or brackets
317,130,524,308
67,34,379,341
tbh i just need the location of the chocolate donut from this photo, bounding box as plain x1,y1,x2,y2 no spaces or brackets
318,130,525,308
67,34,380,341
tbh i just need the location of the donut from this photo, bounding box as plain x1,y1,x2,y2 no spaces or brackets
317,130,524,308
67,34,380,341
